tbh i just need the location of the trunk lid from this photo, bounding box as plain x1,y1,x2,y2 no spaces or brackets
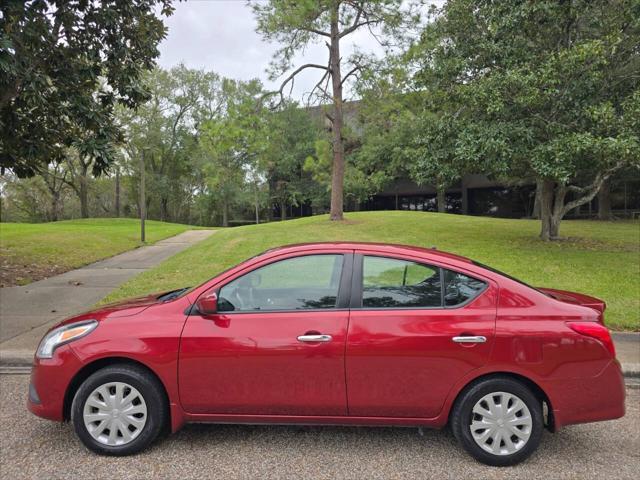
537,287,607,321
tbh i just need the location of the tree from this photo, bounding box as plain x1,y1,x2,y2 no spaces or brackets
0,0,173,177
262,103,321,220
62,148,104,218
117,66,224,222
355,62,471,213
253,0,418,221
39,162,71,221
199,79,265,226
413,0,640,239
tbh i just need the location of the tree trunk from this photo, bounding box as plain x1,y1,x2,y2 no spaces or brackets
160,196,169,222
79,172,89,218
597,177,612,220
329,7,345,221
532,178,543,219
115,169,121,217
254,186,260,225
436,188,446,213
50,192,60,222
222,200,229,227
280,200,286,221
539,179,556,241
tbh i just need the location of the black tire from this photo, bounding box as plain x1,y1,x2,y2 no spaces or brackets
71,364,168,455
450,377,543,467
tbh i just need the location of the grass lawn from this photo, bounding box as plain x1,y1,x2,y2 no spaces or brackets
102,211,639,331
0,218,197,286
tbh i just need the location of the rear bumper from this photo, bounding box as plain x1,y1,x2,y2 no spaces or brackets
27,345,82,422
546,360,626,429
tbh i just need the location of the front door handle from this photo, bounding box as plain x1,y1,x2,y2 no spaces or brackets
452,335,487,344
297,334,332,343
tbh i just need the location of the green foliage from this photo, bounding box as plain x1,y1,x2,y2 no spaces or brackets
260,103,322,217
0,0,173,177
408,0,640,236
117,65,224,222
198,78,266,225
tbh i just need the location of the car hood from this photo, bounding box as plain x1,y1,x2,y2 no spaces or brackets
55,290,178,328
94,293,166,317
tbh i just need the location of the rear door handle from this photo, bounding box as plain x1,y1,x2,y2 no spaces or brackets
452,335,487,344
297,334,332,343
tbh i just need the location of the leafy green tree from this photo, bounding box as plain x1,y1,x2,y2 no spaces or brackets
199,79,265,226
262,103,321,220
0,0,173,177
117,66,224,222
355,65,468,212
413,0,640,239
253,0,419,221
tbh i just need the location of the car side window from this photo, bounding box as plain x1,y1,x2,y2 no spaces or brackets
443,269,487,306
361,256,442,308
218,254,344,312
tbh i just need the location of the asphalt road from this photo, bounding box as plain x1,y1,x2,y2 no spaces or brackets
1,375,638,480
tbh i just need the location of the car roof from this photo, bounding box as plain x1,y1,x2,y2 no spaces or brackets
263,242,474,264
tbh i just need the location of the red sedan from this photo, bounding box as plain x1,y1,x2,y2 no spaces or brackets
28,242,625,466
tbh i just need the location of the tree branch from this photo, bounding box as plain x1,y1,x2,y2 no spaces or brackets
561,162,625,216
303,27,331,37
261,63,330,108
339,1,364,38
340,65,363,86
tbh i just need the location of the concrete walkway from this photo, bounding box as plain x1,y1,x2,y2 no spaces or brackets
0,230,215,363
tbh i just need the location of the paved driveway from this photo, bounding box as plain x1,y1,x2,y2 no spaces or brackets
0,374,637,480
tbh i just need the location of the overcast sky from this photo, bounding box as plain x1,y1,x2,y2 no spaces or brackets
157,0,440,100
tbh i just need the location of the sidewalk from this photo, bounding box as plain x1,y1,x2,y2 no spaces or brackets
0,230,215,364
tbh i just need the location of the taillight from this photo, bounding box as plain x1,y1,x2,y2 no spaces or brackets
567,321,616,357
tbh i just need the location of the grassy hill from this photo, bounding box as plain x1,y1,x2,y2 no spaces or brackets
0,218,197,287
102,212,639,331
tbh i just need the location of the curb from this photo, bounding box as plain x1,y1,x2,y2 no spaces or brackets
624,363,640,378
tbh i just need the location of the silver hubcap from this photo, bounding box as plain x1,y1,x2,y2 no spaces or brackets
83,382,147,446
469,391,532,456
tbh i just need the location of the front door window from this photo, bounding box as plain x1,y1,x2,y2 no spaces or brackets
218,254,344,312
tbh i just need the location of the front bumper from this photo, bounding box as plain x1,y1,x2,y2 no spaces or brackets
27,345,82,421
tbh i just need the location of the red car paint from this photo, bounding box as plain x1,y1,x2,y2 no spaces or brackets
28,242,625,434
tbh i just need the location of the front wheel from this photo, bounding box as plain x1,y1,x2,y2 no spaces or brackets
71,364,167,455
450,377,544,466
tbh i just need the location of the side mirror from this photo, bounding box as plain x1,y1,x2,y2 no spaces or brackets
196,291,217,316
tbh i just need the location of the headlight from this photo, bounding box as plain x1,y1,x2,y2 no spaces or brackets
36,320,98,359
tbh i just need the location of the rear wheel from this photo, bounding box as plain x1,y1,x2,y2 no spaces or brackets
451,377,543,466
71,364,167,455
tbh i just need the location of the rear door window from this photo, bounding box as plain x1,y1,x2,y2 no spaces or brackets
361,256,442,308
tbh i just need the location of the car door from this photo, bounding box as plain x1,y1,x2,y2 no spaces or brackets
179,251,353,416
346,252,497,418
